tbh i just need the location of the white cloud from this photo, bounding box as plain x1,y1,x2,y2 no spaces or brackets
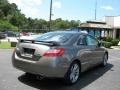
8,0,62,19
8,0,20,4
8,0,43,18
53,1,62,9
101,6,114,11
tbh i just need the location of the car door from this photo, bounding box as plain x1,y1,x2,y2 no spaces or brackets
76,35,93,71
86,35,103,66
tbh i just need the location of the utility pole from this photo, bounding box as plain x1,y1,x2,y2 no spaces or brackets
49,0,53,32
95,0,97,20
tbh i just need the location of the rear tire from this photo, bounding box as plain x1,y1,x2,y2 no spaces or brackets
64,61,80,84
101,53,108,67
25,72,36,77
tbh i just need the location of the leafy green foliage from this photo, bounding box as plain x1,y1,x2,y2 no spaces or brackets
101,37,120,47
0,0,81,32
51,18,80,30
101,41,112,48
102,37,113,42
0,20,18,32
111,39,120,46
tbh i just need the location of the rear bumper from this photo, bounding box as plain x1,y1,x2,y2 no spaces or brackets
12,53,69,78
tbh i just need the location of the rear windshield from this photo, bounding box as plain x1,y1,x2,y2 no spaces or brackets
35,32,73,43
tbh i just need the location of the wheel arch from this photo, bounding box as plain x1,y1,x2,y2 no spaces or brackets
71,59,81,72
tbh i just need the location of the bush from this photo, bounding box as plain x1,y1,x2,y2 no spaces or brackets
101,37,113,42
101,37,120,46
101,41,112,48
111,39,120,46
106,37,113,42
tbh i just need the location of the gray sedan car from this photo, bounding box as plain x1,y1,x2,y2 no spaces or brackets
12,31,108,84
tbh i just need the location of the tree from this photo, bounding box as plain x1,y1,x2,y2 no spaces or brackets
0,9,4,19
70,20,80,28
0,0,81,33
9,13,26,28
0,20,18,32
0,0,8,5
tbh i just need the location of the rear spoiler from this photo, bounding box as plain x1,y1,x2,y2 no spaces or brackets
19,39,60,46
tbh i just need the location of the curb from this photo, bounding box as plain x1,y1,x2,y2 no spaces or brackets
111,46,120,50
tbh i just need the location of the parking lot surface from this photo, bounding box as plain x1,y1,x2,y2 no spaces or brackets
0,49,120,90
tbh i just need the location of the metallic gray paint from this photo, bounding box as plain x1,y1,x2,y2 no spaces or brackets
12,32,108,78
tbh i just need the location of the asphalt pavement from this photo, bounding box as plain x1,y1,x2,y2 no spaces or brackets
0,49,120,90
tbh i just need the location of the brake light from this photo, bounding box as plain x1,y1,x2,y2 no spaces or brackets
43,48,64,57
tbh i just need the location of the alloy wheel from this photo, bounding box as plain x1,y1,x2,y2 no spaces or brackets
69,63,80,83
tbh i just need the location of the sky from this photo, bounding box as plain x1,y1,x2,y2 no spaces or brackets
8,0,120,22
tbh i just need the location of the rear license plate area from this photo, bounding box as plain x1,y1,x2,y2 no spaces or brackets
22,48,35,58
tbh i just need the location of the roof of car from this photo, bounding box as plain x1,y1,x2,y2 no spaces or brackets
49,31,88,35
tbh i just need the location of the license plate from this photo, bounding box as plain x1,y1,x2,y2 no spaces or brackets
21,53,33,58
22,48,35,58
23,48,35,54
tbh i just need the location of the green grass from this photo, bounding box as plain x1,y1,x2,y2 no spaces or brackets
0,42,12,49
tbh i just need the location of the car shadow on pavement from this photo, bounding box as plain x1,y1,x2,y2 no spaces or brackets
18,63,113,90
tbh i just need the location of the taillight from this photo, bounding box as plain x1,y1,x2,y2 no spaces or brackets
43,48,64,57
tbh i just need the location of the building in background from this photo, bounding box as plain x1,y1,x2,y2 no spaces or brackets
77,16,120,39
105,16,120,39
79,21,112,39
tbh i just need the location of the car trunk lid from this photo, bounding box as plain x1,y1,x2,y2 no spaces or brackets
16,40,60,61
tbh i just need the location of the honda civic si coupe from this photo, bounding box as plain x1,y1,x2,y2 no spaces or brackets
12,31,108,84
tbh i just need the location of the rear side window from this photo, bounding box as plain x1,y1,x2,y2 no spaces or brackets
35,32,73,43
77,35,86,45
86,35,98,46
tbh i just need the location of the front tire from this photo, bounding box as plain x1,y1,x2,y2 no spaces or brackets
64,61,80,84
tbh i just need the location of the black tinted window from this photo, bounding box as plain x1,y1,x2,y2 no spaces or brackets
35,32,73,43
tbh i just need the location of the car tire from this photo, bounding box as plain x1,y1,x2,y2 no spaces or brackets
101,53,108,67
64,61,80,84
25,72,36,77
